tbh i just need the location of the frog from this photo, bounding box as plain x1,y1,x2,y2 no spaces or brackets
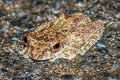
24,13,104,61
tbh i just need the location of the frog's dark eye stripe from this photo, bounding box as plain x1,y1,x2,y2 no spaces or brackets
62,29,68,32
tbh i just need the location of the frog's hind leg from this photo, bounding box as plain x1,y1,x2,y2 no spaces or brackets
79,20,104,55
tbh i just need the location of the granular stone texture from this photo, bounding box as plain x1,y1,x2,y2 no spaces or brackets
0,0,120,80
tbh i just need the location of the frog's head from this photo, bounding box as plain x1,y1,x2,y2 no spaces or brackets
24,30,66,60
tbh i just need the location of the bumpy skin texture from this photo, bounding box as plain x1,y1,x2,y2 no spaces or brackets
25,13,104,61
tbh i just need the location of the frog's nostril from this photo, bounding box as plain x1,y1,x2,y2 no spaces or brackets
23,36,28,43
53,43,60,49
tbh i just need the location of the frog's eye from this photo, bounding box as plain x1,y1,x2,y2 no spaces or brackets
53,43,60,49
50,41,61,52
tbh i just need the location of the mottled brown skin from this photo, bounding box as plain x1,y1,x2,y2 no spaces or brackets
25,13,104,61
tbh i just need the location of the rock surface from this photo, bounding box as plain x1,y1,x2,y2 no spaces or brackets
0,0,120,80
